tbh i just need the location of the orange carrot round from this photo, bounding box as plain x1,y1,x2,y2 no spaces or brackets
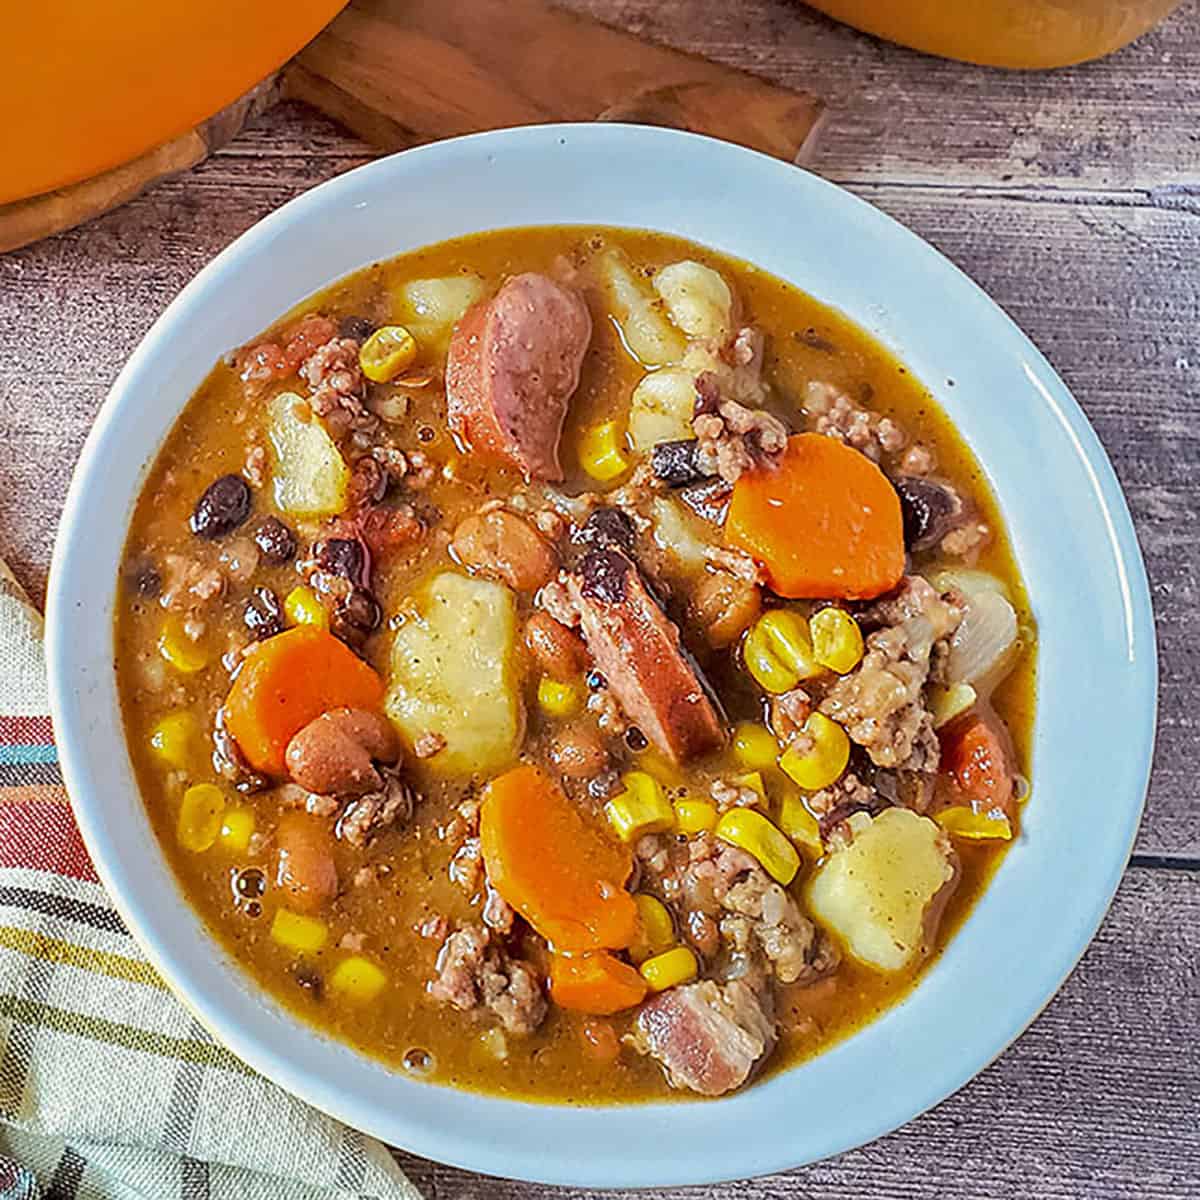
939,709,1017,816
223,626,385,775
725,433,905,600
479,764,637,952
551,952,648,1015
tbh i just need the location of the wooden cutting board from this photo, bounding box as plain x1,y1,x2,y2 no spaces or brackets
0,0,825,254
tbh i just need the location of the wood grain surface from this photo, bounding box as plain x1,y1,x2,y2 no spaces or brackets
0,1,1196,1193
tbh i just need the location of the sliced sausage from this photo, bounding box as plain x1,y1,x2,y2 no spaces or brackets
564,549,724,764
446,273,592,481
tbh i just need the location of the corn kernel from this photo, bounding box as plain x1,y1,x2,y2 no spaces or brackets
359,324,418,383
929,682,978,729
934,805,1013,841
777,790,822,853
636,747,686,787
639,946,698,992
605,771,675,842
742,610,821,694
537,676,583,718
158,619,208,674
629,894,675,964
219,806,256,854
270,908,328,954
579,420,630,482
733,771,767,800
284,585,329,630
674,797,718,835
809,607,865,674
329,954,388,1000
779,712,851,792
177,784,225,852
715,808,800,885
149,711,198,769
732,722,779,770
475,1026,510,1061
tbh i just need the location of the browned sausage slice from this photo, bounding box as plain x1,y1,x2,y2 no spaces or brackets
564,549,724,764
446,273,591,482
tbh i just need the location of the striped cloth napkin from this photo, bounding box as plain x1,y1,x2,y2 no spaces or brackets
0,561,421,1200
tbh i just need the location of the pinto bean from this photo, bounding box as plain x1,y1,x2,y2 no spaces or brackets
450,510,558,592
285,708,400,796
275,812,338,914
549,726,609,778
525,612,589,681
689,571,762,649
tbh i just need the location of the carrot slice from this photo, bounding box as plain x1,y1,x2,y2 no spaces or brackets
551,953,648,1015
479,764,637,952
725,433,905,600
939,709,1017,816
223,626,385,775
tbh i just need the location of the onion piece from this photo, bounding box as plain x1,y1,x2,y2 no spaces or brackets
946,588,1019,691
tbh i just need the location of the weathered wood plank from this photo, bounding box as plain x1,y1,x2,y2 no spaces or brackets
393,865,1200,1197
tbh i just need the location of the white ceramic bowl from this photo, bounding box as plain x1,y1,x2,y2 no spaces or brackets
47,125,1156,1188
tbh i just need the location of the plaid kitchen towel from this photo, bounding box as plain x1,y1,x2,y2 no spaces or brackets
0,562,421,1200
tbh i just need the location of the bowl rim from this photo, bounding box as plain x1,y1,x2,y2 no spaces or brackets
46,123,1157,1188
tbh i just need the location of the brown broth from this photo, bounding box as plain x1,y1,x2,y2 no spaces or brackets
115,226,1036,1103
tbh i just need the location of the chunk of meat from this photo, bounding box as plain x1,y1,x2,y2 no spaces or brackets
557,550,724,764
428,924,547,1035
820,577,962,772
284,707,399,796
804,381,908,464
629,978,775,1096
446,273,592,481
335,769,415,848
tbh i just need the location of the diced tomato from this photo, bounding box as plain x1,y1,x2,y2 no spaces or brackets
939,709,1017,816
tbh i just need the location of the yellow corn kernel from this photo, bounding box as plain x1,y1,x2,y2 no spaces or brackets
733,770,767,800
674,797,718,835
359,324,418,383
639,946,698,992
777,790,822,853
629,894,675,964
809,607,865,674
537,676,583,718
270,908,329,954
930,682,978,729
605,771,675,842
579,420,630,482
732,722,779,770
329,954,388,1001
742,610,821,694
636,747,686,788
158,619,208,674
176,784,225,853
284,585,329,630
935,805,1013,841
715,807,800,885
779,712,851,793
219,806,256,854
149,711,198,769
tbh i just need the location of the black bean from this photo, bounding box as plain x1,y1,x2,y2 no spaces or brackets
190,475,251,539
624,727,648,752
331,586,382,646
254,517,297,564
651,439,710,488
313,537,367,584
573,507,635,551
579,548,631,604
129,560,161,598
339,315,375,341
893,476,964,551
244,587,284,640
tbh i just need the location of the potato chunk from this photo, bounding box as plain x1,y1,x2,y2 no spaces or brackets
806,807,958,971
267,391,349,517
385,571,523,774
652,260,734,341
628,366,697,451
596,249,686,367
392,274,487,351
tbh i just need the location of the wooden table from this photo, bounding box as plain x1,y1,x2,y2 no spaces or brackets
1,2,1196,1194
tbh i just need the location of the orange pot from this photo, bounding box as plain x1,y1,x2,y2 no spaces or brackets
0,1,348,204
804,0,1181,68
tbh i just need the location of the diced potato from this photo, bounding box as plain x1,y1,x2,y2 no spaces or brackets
267,391,350,517
385,572,523,774
629,366,697,451
649,497,708,572
652,260,734,341
596,250,686,366
806,808,958,972
391,274,486,351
